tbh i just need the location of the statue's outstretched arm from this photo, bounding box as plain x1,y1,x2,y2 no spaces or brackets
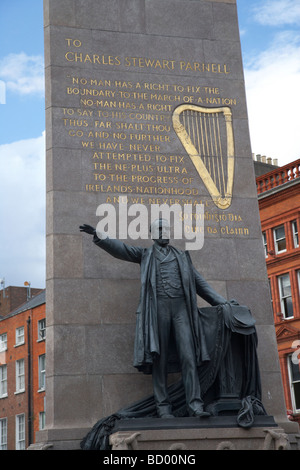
79,224,143,264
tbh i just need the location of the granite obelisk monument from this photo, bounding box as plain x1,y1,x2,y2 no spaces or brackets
35,0,299,449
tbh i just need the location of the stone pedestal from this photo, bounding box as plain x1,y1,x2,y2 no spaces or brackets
30,420,300,451
29,427,90,451
109,417,299,451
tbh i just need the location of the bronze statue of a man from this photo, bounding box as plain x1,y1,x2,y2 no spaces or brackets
80,219,227,418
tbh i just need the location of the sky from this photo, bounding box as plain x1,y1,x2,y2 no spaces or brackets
0,0,300,289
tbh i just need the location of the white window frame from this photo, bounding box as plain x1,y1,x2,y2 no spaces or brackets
273,225,287,254
38,354,45,391
0,365,7,398
39,411,45,430
268,278,273,308
0,418,7,450
292,220,299,248
15,326,24,346
0,333,7,352
15,413,25,450
15,359,25,394
278,273,294,319
262,232,268,258
38,319,46,341
288,354,300,414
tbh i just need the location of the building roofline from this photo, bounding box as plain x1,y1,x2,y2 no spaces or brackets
0,289,45,320
256,158,300,197
257,177,300,200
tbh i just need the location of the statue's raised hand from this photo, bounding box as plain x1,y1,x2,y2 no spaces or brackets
79,224,96,235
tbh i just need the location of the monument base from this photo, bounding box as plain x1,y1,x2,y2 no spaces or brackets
29,417,300,450
28,427,91,451
109,417,298,451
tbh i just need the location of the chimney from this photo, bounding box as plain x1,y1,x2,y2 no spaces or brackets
24,281,31,301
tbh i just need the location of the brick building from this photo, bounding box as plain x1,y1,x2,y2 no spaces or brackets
0,285,42,318
0,290,46,450
256,158,300,425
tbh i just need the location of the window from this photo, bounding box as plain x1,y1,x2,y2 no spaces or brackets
268,278,272,299
39,411,45,430
0,418,7,450
15,359,25,393
278,273,294,318
292,221,299,248
262,232,268,257
0,365,7,398
38,354,45,391
0,333,7,352
288,355,300,413
38,319,46,341
15,414,25,450
15,326,24,346
274,225,286,254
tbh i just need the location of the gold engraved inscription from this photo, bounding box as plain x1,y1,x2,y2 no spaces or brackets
58,59,249,236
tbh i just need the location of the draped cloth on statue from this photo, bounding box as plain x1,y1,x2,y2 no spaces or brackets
80,303,265,450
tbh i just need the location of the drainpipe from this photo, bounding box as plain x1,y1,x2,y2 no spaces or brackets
27,316,32,447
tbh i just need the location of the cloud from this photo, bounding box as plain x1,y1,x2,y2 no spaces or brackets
244,31,300,165
0,133,46,288
0,52,44,96
253,0,300,26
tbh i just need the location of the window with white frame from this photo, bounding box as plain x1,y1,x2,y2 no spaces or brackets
268,278,273,309
39,411,45,430
0,418,7,450
0,365,7,398
0,333,7,352
292,220,299,248
288,355,300,413
262,232,268,257
38,354,45,391
274,225,286,254
15,414,25,450
15,326,24,346
38,319,46,341
15,359,25,393
278,273,294,318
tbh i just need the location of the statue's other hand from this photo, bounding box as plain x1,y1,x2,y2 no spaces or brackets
79,224,96,235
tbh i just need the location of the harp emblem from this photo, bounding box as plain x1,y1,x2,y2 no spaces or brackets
172,104,235,209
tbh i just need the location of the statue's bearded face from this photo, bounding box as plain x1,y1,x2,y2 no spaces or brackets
150,219,170,246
